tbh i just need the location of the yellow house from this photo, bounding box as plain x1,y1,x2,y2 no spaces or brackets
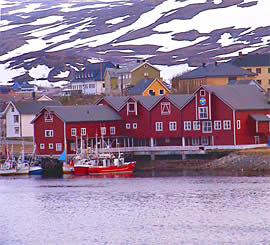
172,62,256,94
127,78,169,96
104,61,161,95
230,53,270,91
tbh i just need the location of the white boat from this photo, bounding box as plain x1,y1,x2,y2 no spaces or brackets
15,143,29,175
0,159,16,176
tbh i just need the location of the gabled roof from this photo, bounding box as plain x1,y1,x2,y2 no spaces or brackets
250,114,270,122
202,85,270,110
127,79,155,95
167,94,193,108
116,61,160,74
43,105,122,122
229,53,270,67
99,96,130,111
227,79,265,92
180,63,256,79
10,100,61,114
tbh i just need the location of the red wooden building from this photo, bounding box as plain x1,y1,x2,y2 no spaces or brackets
32,105,124,155
32,85,270,156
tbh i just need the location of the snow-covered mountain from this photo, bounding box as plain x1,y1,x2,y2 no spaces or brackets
0,0,269,86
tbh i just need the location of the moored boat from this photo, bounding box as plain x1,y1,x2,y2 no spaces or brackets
29,165,42,175
87,153,136,175
0,159,16,176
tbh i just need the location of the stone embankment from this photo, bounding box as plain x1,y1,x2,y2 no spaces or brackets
135,148,270,175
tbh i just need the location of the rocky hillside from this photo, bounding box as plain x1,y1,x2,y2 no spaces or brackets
0,0,269,86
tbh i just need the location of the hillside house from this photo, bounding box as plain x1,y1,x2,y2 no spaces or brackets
172,62,256,94
229,53,270,92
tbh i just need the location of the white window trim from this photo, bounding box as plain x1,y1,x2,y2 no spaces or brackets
81,128,86,136
161,102,171,115
198,107,208,119
127,102,136,113
200,89,206,97
45,130,54,137
148,89,154,95
201,137,209,145
214,120,222,130
202,121,212,133
44,112,53,122
193,121,200,131
223,120,231,130
192,138,200,146
159,89,165,95
40,143,45,150
110,127,116,135
169,121,177,131
71,128,77,136
184,121,191,131
126,123,131,129
237,120,241,130
155,122,163,131
48,143,54,149
100,127,106,135
56,143,62,152
133,123,137,129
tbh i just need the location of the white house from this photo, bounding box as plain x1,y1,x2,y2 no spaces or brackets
4,100,61,139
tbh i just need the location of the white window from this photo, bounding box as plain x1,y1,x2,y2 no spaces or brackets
110,127,115,135
100,127,106,135
198,107,208,119
45,130,53,137
48,143,54,149
192,138,200,146
155,122,163,131
201,137,209,145
81,128,86,136
133,123,137,129
56,143,62,152
161,102,171,115
144,72,149,77
126,123,131,129
159,89,165,95
44,112,53,122
127,102,136,113
237,120,241,130
14,127,19,135
200,89,206,97
193,121,200,131
40,143,45,150
223,120,231,130
184,121,191,131
214,120,222,130
202,121,212,133
70,143,76,152
71,128,76,136
13,115,19,123
169,121,177,131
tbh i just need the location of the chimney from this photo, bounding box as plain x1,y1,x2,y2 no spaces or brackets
239,51,243,57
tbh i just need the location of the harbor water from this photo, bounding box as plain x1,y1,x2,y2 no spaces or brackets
1,174,270,245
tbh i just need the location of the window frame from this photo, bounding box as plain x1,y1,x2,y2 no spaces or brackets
44,111,53,122
45,130,54,137
126,123,131,129
202,121,212,133
155,122,163,131
100,127,106,135
81,128,86,136
161,102,171,115
56,143,62,152
159,89,165,95
71,128,76,136
110,126,116,135
198,107,208,119
200,89,206,97
192,138,200,146
169,121,177,131
48,143,54,149
40,143,45,150
237,120,241,130
133,123,137,129
184,121,191,131
223,120,231,130
214,120,222,130
193,121,200,131
13,115,19,123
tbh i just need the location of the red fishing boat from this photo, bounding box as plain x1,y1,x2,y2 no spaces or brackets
87,153,136,175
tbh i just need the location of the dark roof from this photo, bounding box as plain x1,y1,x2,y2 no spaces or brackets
127,79,154,95
250,114,270,122
229,53,270,67
101,94,191,111
167,94,192,108
180,63,256,79
227,80,264,92
12,100,61,114
203,85,270,110
45,105,122,122
71,61,115,83
0,86,13,94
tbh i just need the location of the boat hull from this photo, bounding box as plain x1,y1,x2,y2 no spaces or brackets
29,166,42,175
74,166,90,176
0,169,16,176
88,162,136,175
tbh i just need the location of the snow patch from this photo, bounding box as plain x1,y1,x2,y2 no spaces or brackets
106,15,129,25
8,3,42,15
0,63,25,84
29,65,52,79
55,71,70,78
